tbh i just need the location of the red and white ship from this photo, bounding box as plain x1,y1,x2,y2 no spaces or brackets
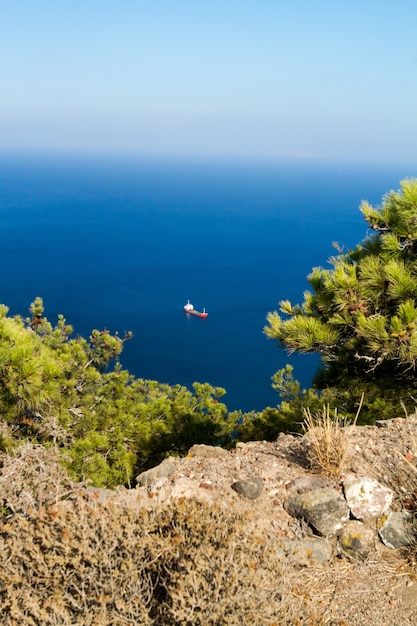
184,300,208,318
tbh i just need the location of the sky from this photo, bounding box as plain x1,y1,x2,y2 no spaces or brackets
1,0,416,162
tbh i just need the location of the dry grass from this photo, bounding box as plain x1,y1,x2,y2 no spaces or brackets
302,397,363,478
0,443,321,625
396,405,417,568
0,494,323,626
1,414,416,625
0,443,76,515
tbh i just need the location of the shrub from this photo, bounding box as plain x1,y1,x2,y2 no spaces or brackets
0,443,77,515
0,494,315,625
0,299,236,487
265,179,417,422
302,406,353,478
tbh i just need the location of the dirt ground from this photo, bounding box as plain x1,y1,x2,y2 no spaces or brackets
130,414,417,625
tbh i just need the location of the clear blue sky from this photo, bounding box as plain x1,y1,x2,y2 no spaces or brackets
1,0,416,162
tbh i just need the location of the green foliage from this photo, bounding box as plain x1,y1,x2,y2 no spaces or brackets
265,179,417,405
0,298,236,487
5,176,417,491
235,406,300,442
0,306,63,415
234,365,325,442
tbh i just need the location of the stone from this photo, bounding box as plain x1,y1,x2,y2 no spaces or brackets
339,520,375,560
283,487,349,536
136,457,176,487
199,480,214,489
375,418,404,428
231,476,263,500
343,477,393,520
235,441,259,450
84,487,117,504
285,475,331,494
375,419,394,428
281,538,333,566
378,510,416,549
187,444,230,458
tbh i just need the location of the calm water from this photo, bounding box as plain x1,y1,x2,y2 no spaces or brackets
0,154,414,411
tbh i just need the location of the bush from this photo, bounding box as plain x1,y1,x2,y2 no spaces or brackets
302,404,360,478
265,179,417,421
0,299,236,487
0,443,76,515
0,492,315,625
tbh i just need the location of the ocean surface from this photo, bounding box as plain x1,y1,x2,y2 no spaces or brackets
0,154,415,412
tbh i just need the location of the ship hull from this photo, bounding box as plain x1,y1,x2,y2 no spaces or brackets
185,308,208,318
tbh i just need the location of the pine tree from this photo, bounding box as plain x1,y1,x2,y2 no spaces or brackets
265,178,417,394
0,298,235,486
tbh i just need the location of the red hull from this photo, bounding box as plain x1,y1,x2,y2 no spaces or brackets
185,308,208,318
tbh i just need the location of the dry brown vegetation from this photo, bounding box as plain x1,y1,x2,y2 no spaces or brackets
1,416,417,625
302,397,363,479
0,491,316,625
0,442,312,625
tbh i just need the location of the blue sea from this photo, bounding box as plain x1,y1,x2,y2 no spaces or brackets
0,154,415,412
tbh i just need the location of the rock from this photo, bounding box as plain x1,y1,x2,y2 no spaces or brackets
284,487,349,536
285,475,332,494
339,520,375,560
136,457,176,487
188,444,230,458
235,441,259,450
84,486,117,504
343,477,393,520
375,419,393,428
169,477,203,499
281,537,333,566
199,480,214,489
378,510,416,549
231,477,263,500
277,432,296,441
375,418,404,428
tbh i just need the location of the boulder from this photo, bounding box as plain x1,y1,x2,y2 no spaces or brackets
136,457,176,487
285,475,332,494
281,537,333,567
188,444,230,459
231,477,263,500
339,520,375,560
284,487,349,536
378,510,416,549
343,477,393,520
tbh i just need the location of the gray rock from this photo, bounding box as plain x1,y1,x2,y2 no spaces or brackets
83,487,117,506
235,441,260,450
231,476,263,500
136,457,176,487
285,475,332,494
284,487,349,536
188,444,230,458
339,520,375,560
343,477,393,520
375,418,403,428
281,537,333,566
378,510,416,549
